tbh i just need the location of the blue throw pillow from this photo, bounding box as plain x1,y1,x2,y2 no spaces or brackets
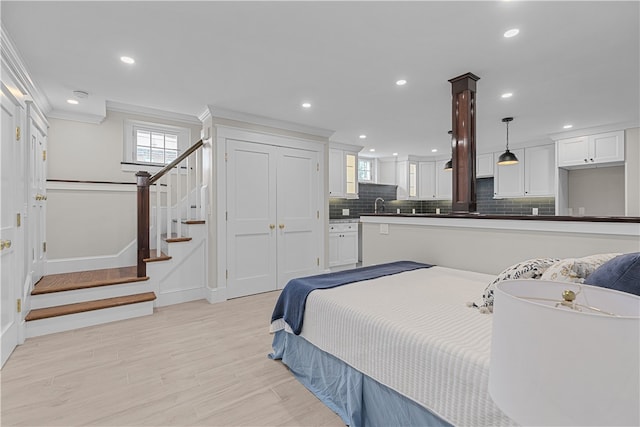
584,252,640,296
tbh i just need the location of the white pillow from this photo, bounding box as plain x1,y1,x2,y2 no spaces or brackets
539,253,622,283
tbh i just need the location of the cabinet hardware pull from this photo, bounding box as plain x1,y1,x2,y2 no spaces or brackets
269,224,275,230
584,159,588,163
1,240,12,250
279,224,285,229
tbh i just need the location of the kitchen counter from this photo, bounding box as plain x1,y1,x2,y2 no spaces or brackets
364,213,640,223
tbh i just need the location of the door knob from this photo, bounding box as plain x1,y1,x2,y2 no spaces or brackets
1,240,12,250
279,224,285,229
269,224,275,230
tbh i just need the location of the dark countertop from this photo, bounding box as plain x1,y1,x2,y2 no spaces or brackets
357,213,640,223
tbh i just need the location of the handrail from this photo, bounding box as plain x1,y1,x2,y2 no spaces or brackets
136,138,205,277
149,139,203,185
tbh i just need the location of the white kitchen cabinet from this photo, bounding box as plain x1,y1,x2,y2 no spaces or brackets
476,153,494,178
494,145,555,198
329,222,358,270
557,131,624,168
396,160,419,200
418,161,436,199
329,143,362,198
435,159,452,200
524,144,555,196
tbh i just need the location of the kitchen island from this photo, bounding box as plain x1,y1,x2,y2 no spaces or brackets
360,214,639,274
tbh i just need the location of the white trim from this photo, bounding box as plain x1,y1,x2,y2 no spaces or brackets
107,101,201,125
45,239,137,275
155,288,206,307
123,118,191,168
47,181,139,192
206,286,227,304
548,122,639,141
198,107,212,123
208,105,335,138
360,215,640,237
47,109,106,124
0,25,52,114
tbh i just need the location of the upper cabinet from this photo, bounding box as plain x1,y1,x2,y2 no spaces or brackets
329,143,362,199
494,145,555,198
557,131,624,169
476,153,494,178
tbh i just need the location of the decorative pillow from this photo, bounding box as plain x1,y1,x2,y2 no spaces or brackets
540,253,621,284
468,258,560,313
584,252,640,296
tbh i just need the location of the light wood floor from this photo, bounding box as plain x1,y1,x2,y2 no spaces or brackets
1,291,344,426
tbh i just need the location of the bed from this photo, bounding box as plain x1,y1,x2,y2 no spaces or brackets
269,261,515,427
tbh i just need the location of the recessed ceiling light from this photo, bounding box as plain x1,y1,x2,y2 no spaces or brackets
302,102,311,108
501,92,513,98
563,124,573,129
431,149,438,153
393,152,398,156
504,29,520,38
396,79,407,86
67,99,79,105
120,56,135,64
369,148,375,152
359,134,367,139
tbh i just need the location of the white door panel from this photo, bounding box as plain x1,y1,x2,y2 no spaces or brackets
226,140,277,298
1,86,20,367
29,111,47,284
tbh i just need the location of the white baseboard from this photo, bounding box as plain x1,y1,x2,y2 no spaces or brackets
156,287,206,307
206,286,227,304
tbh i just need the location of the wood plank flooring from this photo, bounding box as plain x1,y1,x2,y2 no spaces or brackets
1,291,344,426
31,266,148,295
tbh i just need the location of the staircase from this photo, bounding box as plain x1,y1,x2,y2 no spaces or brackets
25,140,207,337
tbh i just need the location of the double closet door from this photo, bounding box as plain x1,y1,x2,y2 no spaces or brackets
226,140,321,299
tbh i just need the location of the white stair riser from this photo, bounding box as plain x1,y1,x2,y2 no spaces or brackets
30,281,152,309
25,301,154,338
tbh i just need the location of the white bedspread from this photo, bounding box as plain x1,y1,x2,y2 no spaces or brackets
298,266,515,427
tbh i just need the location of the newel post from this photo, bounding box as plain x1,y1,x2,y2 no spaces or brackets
136,171,151,277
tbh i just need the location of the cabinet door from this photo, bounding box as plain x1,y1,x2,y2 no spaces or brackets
494,148,525,198
590,131,624,164
476,153,494,178
339,232,358,265
418,161,436,199
435,159,452,200
328,232,340,267
378,159,397,185
329,148,344,198
557,136,588,167
524,145,555,196
345,152,358,199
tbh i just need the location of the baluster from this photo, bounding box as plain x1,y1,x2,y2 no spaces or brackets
166,171,172,244
155,180,161,257
195,148,201,219
176,160,182,238
186,154,191,220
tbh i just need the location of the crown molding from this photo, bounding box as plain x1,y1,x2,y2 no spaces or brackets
198,107,212,123
207,105,335,139
548,120,640,141
106,101,201,125
1,25,52,114
47,109,106,125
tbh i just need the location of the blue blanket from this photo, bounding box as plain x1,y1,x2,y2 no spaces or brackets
271,261,433,335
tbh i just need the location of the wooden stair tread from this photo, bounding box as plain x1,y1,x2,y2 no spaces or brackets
25,292,157,321
162,233,192,243
172,219,206,225
143,250,172,263
32,267,149,295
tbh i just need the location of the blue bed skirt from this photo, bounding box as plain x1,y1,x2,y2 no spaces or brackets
269,330,452,427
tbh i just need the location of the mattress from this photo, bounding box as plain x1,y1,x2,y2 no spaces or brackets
292,266,514,426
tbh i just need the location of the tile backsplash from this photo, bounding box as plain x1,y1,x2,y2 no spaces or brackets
329,179,555,219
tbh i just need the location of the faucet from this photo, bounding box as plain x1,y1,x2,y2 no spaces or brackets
374,197,385,214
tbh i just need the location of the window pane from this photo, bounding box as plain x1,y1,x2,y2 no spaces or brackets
165,134,178,150
151,132,165,148
151,148,164,164
165,149,178,164
136,146,151,163
136,130,151,147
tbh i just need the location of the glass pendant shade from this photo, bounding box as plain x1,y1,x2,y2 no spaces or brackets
497,117,518,165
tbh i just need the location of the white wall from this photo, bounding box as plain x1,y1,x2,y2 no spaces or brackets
46,110,201,260
626,127,640,216
568,166,625,216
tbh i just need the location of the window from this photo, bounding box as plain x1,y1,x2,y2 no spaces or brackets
122,120,190,172
358,158,373,182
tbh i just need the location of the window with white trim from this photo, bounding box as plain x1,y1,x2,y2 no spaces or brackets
122,120,190,172
358,158,374,182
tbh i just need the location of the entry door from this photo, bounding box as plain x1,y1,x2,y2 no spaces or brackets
226,140,277,299
29,111,47,284
276,148,319,288
1,84,21,367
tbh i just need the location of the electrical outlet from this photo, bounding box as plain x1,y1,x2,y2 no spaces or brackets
532,207,538,215
342,209,349,216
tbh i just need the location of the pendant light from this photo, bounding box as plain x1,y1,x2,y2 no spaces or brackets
444,130,453,170
497,117,519,165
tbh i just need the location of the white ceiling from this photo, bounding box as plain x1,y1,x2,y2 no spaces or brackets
2,1,639,157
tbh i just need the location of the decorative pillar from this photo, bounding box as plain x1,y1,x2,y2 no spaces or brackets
449,72,480,213
136,171,151,277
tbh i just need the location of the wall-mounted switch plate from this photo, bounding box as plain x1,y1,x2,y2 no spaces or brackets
380,224,389,235
532,208,538,215
342,209,349,216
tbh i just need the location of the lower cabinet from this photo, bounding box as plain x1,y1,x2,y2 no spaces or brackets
329,223,358,270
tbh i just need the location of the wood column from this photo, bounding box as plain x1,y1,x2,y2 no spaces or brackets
136,171,151,277
449,72,480,213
